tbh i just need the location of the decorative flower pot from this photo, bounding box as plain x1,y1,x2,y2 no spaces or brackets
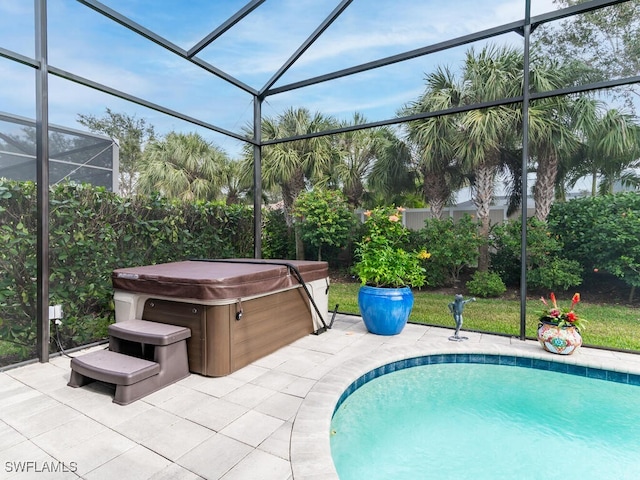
358,285,414,335
537,321,582,355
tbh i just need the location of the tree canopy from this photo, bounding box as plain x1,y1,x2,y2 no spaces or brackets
77,108,156,196
534,0,640,110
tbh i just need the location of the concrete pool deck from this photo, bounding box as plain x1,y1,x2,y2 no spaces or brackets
2,314,640,479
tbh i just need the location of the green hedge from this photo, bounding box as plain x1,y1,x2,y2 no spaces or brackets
0,180,253,366
548,192,640,296
490,217,583,291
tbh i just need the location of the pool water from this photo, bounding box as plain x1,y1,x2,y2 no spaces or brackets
331,363,640,480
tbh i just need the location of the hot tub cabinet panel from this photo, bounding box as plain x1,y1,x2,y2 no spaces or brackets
140,288,315,376
111,260,329,376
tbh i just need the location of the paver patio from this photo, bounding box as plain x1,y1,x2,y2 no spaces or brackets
2,314,640,479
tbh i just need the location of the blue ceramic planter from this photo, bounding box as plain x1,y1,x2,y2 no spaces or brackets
358,285,414,335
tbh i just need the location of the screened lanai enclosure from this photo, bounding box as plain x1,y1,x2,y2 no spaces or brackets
0,0,639,367
0,112,118,190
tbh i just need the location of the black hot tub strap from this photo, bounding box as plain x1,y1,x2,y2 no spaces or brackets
189,259,330,334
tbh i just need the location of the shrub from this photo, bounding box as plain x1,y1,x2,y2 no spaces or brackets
490,217,582,291
410,215,483,287
548,193,640,297
466,271,507,298
528,258,583,292
293,189,356,261
0,179,254,366
262,208,295,260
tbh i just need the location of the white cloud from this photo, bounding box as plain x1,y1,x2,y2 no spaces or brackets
2,0,567,157
256,0,560,86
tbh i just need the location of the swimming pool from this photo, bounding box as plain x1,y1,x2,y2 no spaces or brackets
290,339,640,479
331,361,640,479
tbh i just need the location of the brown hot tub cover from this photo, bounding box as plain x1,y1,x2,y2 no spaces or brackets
112,259,329,301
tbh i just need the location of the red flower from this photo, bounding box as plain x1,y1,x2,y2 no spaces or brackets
539,292,586,331
571,293,580,309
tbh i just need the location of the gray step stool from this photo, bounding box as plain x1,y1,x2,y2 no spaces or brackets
68,319,191,405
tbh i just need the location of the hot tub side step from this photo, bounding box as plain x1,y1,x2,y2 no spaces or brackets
68,350,161,405
68,319,191,405
69,349,159,385
109,319,191,345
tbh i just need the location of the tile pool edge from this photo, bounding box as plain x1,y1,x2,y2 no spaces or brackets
290,340,640,480
333,352,640,413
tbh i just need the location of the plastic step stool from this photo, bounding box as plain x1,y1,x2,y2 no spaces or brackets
68,319,191,405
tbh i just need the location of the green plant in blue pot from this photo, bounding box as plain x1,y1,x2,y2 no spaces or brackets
353,206,430,335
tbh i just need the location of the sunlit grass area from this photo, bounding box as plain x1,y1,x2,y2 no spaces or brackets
329,282,640,351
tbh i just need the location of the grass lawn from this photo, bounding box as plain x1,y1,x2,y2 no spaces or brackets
2,282,638,366
329,282,640,352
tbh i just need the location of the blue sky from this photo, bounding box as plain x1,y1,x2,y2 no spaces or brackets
1,0,558,158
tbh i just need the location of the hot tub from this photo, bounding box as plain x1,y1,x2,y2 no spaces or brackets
111,259,329,376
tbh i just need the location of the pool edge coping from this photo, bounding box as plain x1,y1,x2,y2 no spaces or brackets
290,336,640,479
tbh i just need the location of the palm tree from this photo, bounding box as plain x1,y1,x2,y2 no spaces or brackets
456,45,522,271
584,104,639,196
366,129,419,208
138,132,226,201
328,115,416,209
563,98,640,196
332,113,389,208
527,57,580,221
220,158,251,205
247,107,338,259
401,66,467,219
